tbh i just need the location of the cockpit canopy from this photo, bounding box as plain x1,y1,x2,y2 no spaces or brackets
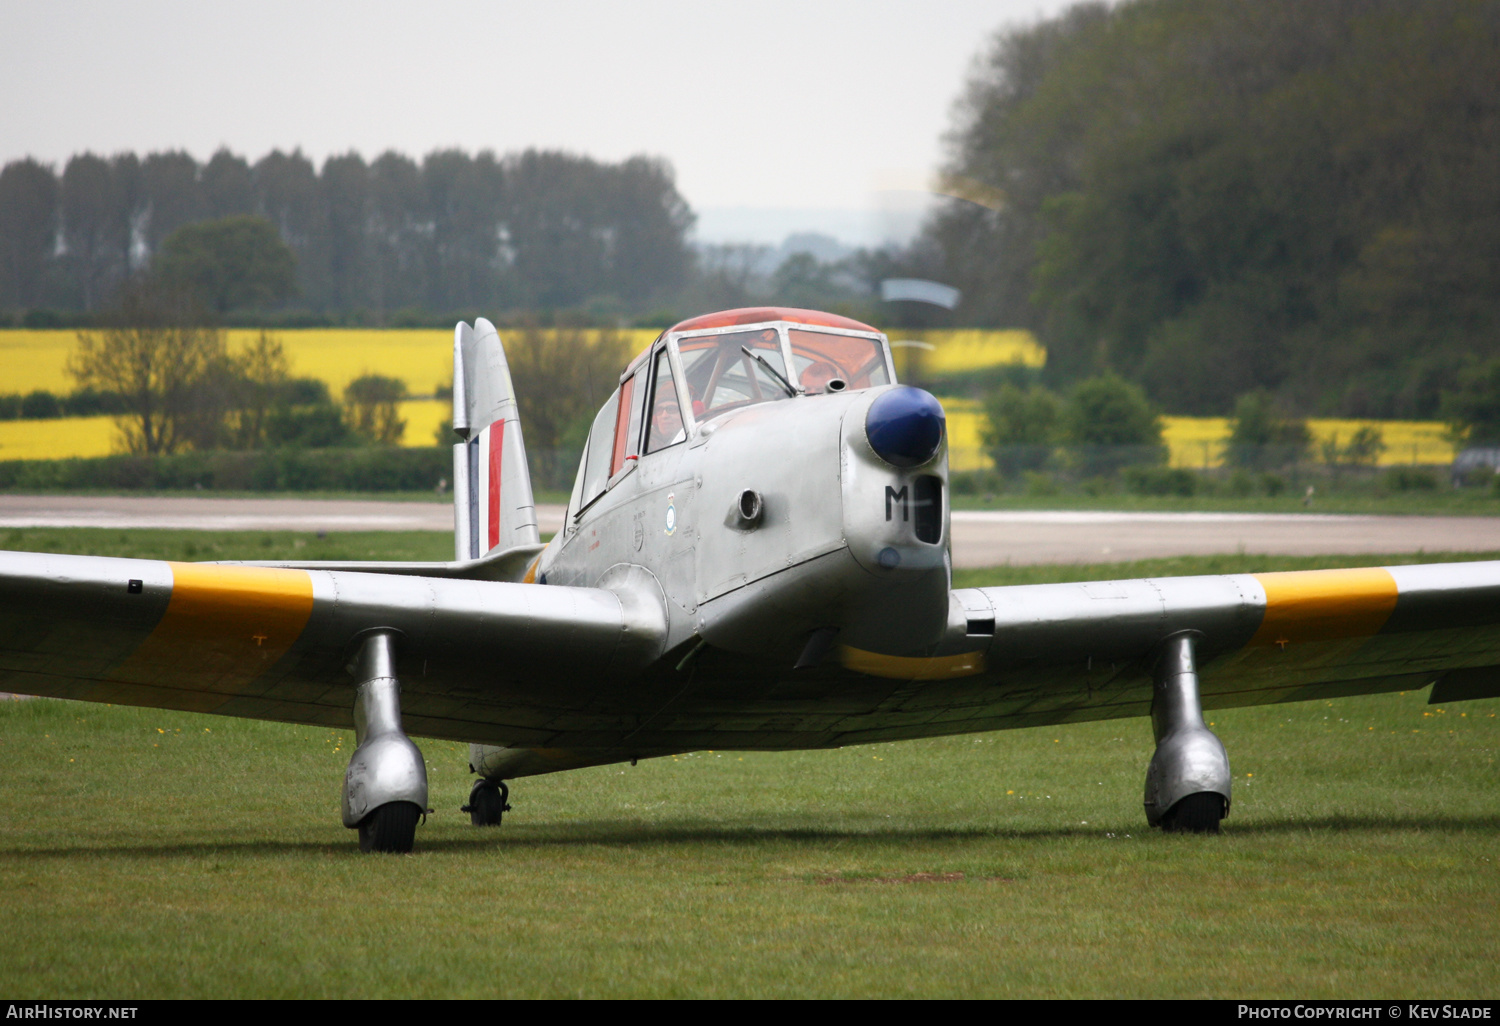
567,308,894,524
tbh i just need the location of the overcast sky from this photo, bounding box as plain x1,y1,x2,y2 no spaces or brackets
2,0,1079,244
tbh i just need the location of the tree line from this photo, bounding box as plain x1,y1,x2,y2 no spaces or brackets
0,147,696,320
974,373,1459,500
913,0,1500,420
52,276,418,456
45,266,632,487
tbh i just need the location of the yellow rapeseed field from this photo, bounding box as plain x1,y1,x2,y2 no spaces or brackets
0,331,88,394
940,403,1454,472
0,400,454,461
0,415,118,461
889,328,1044,381
0,329,1459,467
0,328,665,399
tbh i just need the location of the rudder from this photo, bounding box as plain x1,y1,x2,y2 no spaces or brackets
452,319,539,560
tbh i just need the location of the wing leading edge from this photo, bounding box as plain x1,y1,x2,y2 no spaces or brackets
820,561,1500,746
0,551,665,741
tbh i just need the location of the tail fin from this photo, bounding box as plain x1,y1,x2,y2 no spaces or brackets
452,319,539,560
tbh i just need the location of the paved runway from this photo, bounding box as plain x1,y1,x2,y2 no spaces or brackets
1,495,1496,566
948,509,1500,565
0,494,474,533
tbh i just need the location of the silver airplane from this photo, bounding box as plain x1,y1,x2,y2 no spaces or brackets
2,307,1498,852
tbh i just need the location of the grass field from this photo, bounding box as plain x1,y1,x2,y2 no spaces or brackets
0,529,1497,997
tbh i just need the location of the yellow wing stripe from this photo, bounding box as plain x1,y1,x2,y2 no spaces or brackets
1250,568,1399,647
838,645,986,680
113,563,315,705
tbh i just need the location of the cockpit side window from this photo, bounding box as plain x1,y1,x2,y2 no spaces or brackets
677,329,793,422
787,329,891,393
610,373,638,477
577,387,620,511
643,348,685,455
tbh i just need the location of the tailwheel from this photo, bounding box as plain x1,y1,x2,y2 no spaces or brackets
1159,792,1226,835
462,779,511,827
358,801,423,853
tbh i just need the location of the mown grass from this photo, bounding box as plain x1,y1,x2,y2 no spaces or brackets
0,527,455,563
1,532,1497,998
953,551,1500,588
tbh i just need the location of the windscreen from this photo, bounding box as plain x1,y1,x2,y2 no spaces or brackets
676,329,794,423
787,329,890,393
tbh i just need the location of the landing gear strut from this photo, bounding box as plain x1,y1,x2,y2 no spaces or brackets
1143,632,1230,834
462,779,511,826
341,630,428,853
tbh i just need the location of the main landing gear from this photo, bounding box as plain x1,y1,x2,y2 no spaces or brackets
1143,632,1231,834
462,779,511,826
341,630,429,853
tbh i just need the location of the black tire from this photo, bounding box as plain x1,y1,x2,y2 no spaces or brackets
465,780,509,827
358,801,422,853
1161,792,1225,834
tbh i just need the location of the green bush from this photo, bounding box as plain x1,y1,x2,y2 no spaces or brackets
1064,375,1166,476
19,391,61,419
1123,465,1199,496
982,384,1063,474
1383,467,1439,492
949,469,1004,496
1226,391,1311,469
0,447,452,493
1024,471,1059,496
1458,464,1496,488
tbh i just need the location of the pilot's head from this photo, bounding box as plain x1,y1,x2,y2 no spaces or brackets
653,397,683,441
800,361,839,394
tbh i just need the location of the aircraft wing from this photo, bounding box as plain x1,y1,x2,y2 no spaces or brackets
5,549,1499,761
226,541,546,583
824,561,1500,746
0,551,664,745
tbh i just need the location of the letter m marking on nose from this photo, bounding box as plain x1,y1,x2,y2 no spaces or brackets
885,485,909,522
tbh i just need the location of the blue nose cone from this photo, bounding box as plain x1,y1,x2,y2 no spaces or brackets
866,386,945,468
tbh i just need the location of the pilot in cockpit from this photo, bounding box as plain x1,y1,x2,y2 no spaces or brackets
651,394,685,447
